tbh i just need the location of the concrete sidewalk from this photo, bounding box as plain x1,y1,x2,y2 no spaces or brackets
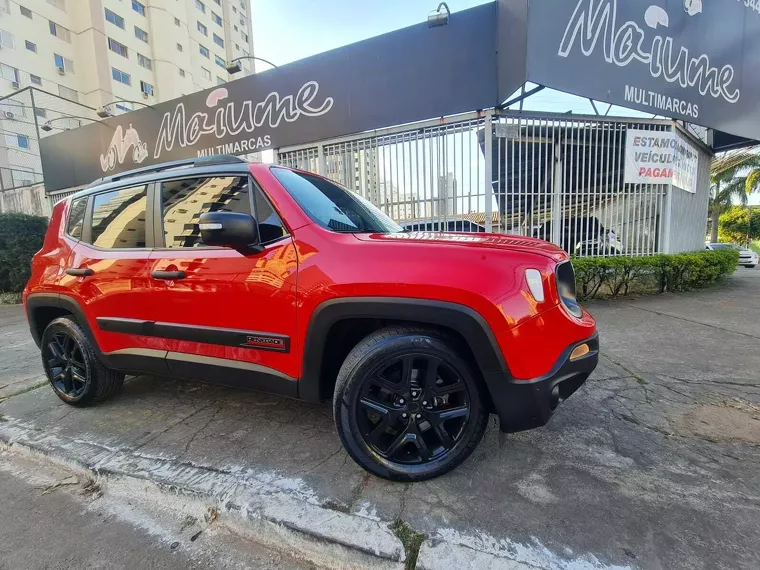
1,270,759,569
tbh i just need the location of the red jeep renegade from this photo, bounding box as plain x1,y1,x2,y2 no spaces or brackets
24,156,598,481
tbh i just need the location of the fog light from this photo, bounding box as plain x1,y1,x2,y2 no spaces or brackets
569,344,590,361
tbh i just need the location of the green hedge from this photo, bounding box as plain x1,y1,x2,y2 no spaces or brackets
572,249,739,301
0,213,49,294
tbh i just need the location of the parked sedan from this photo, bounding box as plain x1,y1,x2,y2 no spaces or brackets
705,243,758,268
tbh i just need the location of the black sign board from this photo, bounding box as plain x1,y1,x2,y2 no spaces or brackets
526,0,760,141
41,2,521,192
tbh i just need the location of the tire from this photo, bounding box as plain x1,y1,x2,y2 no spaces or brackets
40,317,124,407
333,326,489,482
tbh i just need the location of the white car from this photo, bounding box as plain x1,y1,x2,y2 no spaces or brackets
705,243,758,268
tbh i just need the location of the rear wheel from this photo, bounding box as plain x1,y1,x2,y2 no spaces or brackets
333,326,489,481
41,317,124,406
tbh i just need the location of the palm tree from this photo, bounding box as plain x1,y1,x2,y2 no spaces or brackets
709,153,760,243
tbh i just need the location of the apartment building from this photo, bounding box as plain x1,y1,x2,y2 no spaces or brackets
0,0,255,107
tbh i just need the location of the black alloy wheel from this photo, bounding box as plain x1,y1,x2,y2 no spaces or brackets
333,326,489,482
44,331,88,398
357,354,470,465
41,317,124,406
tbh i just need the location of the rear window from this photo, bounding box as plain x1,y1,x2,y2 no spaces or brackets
90,185,148,248
66,197,87,239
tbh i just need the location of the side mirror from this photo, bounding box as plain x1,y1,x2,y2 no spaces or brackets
198,211,263,253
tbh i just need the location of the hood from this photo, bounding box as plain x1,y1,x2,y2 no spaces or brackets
353,232,568,261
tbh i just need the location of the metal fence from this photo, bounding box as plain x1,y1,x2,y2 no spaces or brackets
277,110,711,256
0,87,99,195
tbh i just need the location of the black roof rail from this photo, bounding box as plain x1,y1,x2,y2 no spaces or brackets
87,155,248,188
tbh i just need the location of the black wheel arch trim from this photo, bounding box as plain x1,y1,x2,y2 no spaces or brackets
299,297,510,402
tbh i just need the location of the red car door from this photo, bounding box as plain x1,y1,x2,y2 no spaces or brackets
60,183,161,368
146,173,299,394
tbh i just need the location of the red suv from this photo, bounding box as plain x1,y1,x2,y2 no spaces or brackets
24,156,598,481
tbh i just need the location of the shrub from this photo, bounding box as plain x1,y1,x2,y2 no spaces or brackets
573,249,738,301
718,206,760,244
0,212,49,294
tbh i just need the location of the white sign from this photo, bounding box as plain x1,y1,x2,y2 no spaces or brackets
671,130,699,194
624,129,698,193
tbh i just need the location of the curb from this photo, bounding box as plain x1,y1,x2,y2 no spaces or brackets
0,420,405,570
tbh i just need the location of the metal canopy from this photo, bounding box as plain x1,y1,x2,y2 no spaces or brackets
39,0,759,192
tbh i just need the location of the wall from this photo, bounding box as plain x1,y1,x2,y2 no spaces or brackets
0,183,51,217
667,142,712,253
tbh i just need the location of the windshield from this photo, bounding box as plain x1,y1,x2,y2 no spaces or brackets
709,243,738,250
272,167,403,234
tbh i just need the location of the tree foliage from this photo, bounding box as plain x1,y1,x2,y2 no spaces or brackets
0,213,49,293
718,206,760,244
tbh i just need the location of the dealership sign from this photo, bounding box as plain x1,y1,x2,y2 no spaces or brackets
624,128,698,193
526,0,760,141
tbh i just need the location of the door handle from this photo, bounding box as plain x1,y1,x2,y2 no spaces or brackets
65,268,94,277
151,270,186,280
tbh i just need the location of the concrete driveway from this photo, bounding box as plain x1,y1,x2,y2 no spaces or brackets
1,270,759,570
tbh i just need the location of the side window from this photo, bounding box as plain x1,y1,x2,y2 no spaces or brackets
161,176,251,248
252,185,287,245
90,185,148,248
66,197,87,239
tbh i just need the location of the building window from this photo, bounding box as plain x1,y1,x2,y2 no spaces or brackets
112,67,131,85
53,53,75,73
49,21,71,42
213,0,220,4
176,43,183,52
58,85,78,102
199,45,209,58
216,77,225,85
115,102,132,113
232,6,237,13
25,40,37,53
234,43,239,51
20,6,32,18
197,21,207,35
137,53,152,70
212,12,222,26
175,17,180,26
134,26,148,42
201,67,211,80
195,0,205,13
108,37,128,57
140,80,154,97
179,68,185,77
132,0,145,16
0,28,15,48
30,74,42,86
34,107,46,118
213,34,224,48
16,134,30,149
104,8,124,29
241,32,248,43
233,25,238,32
47,0,65,10
0,63,18,84
214,55,225,69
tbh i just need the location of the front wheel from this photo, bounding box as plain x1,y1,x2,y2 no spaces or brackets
41,317,124,406
333,327,489,482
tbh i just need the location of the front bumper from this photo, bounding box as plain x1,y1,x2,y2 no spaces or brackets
485,333,599,433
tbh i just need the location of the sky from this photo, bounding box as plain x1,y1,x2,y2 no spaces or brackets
249,0,648,117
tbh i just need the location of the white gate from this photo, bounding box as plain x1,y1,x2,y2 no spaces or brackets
277,110,708,256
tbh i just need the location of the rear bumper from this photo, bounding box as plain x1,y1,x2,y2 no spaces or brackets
485,333,599,433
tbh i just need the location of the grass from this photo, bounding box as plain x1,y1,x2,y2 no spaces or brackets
0,292,21,305
390,519,426,570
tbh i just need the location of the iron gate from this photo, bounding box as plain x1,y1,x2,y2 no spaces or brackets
277,110,709,256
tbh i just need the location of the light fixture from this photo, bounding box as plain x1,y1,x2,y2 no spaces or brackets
428,2,450,27
40,121,53,132
96,100,153,118
225,55,279,75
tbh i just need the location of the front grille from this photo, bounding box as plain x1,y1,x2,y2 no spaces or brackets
556,261,582,318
